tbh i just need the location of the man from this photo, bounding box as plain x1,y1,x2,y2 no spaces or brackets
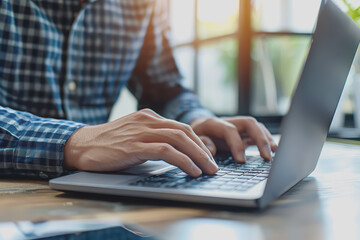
0,0,277,179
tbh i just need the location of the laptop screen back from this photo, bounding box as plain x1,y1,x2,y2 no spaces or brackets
259,0,360,208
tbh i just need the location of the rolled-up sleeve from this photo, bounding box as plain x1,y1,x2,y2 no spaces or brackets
0,107,85,179
127,0,214,124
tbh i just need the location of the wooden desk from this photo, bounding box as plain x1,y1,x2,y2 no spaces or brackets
1,140,360,239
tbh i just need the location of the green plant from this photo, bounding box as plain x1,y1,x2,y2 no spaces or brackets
342,0,360,26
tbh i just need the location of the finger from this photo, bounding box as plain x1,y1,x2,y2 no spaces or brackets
197,119,246,163
157,119,215,162
221,125,246,163
143,129,218,174
199,136,217,156
226,117,272,160
138,143,203,177
259,123,278,152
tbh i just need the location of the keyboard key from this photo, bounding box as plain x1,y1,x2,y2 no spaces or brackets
243,173,258,177
248,179,261,184
253,176,267,181
215,172,228,176
239,176,253,180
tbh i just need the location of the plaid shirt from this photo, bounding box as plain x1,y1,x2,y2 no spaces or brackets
0,0,213,179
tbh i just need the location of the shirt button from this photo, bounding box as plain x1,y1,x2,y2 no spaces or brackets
68,81,77,92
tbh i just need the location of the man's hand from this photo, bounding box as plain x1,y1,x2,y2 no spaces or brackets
190,117,277,162
64,109,218,177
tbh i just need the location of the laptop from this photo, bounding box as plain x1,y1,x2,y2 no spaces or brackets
50,0,360,209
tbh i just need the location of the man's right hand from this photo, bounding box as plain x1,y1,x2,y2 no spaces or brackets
64,109,218,177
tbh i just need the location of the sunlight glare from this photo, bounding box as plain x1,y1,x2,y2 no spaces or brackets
198,0,238,23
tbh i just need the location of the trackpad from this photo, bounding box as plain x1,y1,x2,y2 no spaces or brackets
64,161,174,185
56,172,138,185
115,161,174,175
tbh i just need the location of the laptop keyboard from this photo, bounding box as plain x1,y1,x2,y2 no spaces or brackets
129,153,272,192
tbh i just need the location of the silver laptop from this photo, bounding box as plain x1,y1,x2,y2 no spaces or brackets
50,0,360,208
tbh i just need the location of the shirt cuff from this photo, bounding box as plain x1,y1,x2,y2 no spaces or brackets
1,107,86,179
16,120,86,179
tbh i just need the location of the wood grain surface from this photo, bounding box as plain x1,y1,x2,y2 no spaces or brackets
0,140,359,240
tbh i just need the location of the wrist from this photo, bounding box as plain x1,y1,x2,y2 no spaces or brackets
63,126,90,170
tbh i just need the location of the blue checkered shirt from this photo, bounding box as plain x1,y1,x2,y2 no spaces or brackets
0,0,214,179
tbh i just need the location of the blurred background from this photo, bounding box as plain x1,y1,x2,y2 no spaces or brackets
110,0,360,133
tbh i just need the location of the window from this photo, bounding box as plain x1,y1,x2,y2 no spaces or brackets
170,0,359,127
170,0,239,115
250,0,321,116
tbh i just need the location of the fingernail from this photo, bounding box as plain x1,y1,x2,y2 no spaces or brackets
272,142,278,152
208,157,218,172
263,144,272,160
192,165,202,176
237,152,246,163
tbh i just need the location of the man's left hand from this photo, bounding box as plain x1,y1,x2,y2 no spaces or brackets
190,117,278,162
